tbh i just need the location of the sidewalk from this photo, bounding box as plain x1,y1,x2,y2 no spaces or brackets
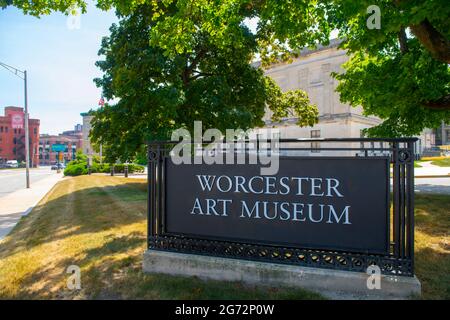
414,161,450,178
0,172,63,240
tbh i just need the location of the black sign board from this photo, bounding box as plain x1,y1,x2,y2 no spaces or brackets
165,157,390,254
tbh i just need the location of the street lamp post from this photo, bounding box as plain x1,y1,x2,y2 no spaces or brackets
24,70,30,188
0,61,31,188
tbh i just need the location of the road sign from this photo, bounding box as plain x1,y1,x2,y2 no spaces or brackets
51,144,66,152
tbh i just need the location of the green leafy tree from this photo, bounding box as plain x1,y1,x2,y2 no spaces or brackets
0,0,87,15
327,1,450,136
5,0,449,136
90,5,317,161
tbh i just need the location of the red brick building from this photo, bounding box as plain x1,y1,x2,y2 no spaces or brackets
39,127,82,165
0,106,40,166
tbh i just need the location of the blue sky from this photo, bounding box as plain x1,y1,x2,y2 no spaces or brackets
0,3,117,135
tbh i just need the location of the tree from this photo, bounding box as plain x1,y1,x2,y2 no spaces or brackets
6,0,449,136
90,5,317,162
0,0,87,15
327,1,450,136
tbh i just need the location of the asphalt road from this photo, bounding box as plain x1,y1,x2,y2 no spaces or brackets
0,167,57,199
415,177,450,195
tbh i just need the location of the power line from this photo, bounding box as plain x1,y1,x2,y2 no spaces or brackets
0,61,25,80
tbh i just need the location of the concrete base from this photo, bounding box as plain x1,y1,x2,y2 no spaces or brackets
143,250,421,300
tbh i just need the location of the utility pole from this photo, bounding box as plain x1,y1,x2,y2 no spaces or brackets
24,70,30,188
0,61,31,188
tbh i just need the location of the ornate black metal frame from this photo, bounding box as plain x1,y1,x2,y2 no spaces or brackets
147,138,416,276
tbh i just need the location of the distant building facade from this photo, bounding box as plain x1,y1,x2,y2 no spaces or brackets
0,106,40,166
435,122,450,147
38,124,83,165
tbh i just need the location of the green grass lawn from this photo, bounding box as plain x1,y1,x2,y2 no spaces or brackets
0,176,448,299
0,176,322,300
430,158,450,167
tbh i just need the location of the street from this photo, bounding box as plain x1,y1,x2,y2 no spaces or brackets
415,177,450,195
0,167,57,199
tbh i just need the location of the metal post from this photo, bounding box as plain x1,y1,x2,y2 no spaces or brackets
0,62,31,188
24,70,30,188
124,164,128,178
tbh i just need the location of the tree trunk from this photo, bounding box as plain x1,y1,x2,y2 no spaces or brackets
409,19,450,63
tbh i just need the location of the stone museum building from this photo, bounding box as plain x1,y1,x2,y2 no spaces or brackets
258,39,380,141
253,39,445,156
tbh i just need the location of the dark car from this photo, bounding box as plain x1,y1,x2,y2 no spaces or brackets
51,163,66,170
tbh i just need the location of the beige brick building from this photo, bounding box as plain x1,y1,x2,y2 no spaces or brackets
254,39,380,144
252,39,437,156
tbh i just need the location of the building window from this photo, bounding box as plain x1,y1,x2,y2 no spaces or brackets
34,128,37,134
272,132,281,149
311,130,321,153
359,129,366,149
311,130,320,138
0,126,3,133
18,129,21,134
14,128,17,134
5,127,8,133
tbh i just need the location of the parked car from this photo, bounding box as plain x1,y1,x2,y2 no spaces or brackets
6,160,19,168
51,163,66,170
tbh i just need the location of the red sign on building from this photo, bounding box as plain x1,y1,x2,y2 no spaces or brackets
11,112,24,129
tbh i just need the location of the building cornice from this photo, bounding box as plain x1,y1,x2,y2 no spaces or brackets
264,112,381,127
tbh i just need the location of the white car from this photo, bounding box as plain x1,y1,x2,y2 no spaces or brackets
6,160,19,168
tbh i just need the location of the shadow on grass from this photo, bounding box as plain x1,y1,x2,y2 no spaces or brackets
0,180,148,254
413,193,450,300
0,176,323,300
3,178,447,299
15,226,323,300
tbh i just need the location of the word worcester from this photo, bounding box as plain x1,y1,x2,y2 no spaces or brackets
190,175,352,225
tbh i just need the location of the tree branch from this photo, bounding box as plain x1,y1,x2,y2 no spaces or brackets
398,27,409,54
423,94,450,110
181,48,208,85
409,18,450,63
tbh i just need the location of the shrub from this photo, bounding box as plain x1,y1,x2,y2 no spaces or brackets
63,151,144,176
64,163,87,176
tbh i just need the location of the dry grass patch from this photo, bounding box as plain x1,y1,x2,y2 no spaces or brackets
0,175,447,299
0,175,321,300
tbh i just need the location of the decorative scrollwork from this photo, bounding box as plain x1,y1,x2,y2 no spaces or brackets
397,149,412,163
148,149,159,163
148,235,413,276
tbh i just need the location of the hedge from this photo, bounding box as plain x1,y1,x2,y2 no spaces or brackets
64,162,144,176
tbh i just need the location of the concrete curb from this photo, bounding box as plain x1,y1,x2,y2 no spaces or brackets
143,250,421,300
415,175,450,178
